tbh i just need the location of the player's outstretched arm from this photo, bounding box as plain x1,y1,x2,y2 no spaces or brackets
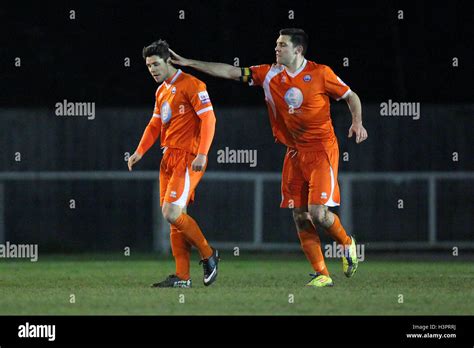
344,91,368,144
169,49,241,81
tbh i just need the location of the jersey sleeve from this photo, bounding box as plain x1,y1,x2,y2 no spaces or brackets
135,95,162,156
152,99,161,118
249,64,271,87
186,79,214,117
135,114,162,156
185,79,216,155
324,66,351,101
197,110,216,155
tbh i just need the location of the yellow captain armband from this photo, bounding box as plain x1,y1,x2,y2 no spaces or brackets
240,67,252,83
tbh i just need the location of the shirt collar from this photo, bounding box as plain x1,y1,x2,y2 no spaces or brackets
165,69,182,86
285,59,307,78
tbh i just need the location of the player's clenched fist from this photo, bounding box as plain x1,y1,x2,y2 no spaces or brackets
192,154,207,172
128,152,142,171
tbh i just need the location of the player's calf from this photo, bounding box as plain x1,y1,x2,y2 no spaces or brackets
292,208,313,231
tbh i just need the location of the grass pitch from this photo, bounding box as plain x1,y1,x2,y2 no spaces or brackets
0,253,473,315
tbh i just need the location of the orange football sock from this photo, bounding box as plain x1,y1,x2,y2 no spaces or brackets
172,213,213,259
298,227,329,276
326,214,352,246
170,225,192,280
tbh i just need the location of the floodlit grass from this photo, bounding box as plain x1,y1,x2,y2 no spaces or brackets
0,253,473,315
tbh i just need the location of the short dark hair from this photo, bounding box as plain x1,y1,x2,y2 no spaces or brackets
142,39,170,61
279,28,308,55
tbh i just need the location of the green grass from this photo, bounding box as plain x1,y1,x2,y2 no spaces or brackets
0,253,473,315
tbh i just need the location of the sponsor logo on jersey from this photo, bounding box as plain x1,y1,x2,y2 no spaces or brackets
161,101,172,123
171,87,176,94
284,87,303,109
321,192,328,199
303,74,312,82
198,91,211,104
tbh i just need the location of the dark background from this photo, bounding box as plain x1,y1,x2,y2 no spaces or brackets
0,0,472,251
1,0,472,172
1,1,471,106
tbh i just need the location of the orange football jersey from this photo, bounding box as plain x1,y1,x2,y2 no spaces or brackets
155,69,214,154
137,69,214,156
249,60,351,151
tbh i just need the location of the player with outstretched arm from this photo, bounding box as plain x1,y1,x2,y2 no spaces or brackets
128,40,220,288
170,28,368,287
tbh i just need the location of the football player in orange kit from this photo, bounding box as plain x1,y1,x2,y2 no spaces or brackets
169,28,368,287
128,40,219,288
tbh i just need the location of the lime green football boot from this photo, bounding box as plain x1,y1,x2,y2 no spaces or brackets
306,273,334,287
343,236,358,278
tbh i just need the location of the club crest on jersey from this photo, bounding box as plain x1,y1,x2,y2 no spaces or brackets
284,87,303,109
171,87,176,94
303,74,312,82
198,91,211,104
161,101,172,123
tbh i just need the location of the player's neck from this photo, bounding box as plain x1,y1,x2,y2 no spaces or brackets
285,56,305,74
165,66,178,81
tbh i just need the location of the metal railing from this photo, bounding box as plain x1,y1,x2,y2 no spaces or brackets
1,171,473,253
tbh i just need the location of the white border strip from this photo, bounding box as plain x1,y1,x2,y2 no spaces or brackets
262,65,284,119
337,88,352,101
172,168,191,207
325,166,340,207
196,106,213,115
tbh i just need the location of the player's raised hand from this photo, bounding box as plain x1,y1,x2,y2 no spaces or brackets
191,154,207,172
169,49,190,66
127,152,142,171
348,122,368,144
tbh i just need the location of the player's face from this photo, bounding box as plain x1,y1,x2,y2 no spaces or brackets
146,55,171,83
275,35,298,66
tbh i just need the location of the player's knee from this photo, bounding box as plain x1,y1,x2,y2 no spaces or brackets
309,205,328,225
292,210,312,231
162,204,182,223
